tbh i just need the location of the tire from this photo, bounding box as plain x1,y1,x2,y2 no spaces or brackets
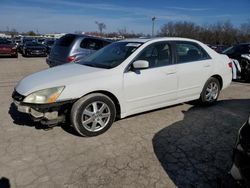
71,93,116,137
11,54,18,58
199,77,220,105
22,50,26,57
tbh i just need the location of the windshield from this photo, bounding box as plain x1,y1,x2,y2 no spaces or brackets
222,46,236,54
0,39,13,44
25,42,42,46
46,40,55,45
79,42,143,69
56,34,76,47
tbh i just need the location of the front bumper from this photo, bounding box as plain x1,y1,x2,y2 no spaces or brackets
46,57,67,67
0,50,17,56
12,91,76,125
26,51,46,56
14,100,58,119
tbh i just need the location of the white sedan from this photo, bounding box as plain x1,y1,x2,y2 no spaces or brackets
12,37,232,136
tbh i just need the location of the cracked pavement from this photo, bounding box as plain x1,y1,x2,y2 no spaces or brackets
0,56,250,188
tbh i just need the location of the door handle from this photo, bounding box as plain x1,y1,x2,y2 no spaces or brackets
204,64,211,67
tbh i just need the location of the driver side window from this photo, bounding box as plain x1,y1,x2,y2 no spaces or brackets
135,42,172,68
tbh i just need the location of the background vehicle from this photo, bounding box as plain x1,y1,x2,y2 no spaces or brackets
18,37,36,53
43,39,56,54
230,116,250,187
0,38,18,58
13,38,232,136
22,41,47,57
207,44,229,54
37,38,45,44
223,43,250,81
46,34,111,67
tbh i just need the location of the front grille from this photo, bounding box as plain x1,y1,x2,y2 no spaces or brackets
12,90,25,102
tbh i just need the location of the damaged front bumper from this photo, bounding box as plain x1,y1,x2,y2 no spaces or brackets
12,91,76,125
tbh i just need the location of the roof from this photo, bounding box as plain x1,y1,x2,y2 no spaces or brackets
121,37,202,44
65,33,111,42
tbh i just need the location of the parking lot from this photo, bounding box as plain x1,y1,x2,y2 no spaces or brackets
0,56,250,188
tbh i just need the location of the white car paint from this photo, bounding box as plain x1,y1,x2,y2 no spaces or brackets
15,37,232,118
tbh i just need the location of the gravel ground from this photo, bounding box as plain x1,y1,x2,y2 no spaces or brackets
0,55,250,188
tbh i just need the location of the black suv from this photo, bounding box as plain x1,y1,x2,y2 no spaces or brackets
223,43,250,81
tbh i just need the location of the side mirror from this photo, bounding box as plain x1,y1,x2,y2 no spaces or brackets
132,60,149,69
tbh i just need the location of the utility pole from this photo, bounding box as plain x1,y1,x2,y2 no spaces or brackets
152,16,156,37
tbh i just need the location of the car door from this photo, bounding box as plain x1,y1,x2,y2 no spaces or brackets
123,41,178,113
174,41,213,100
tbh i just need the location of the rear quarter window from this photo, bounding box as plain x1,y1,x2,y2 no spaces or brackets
56,35,76,47
80,38,104,50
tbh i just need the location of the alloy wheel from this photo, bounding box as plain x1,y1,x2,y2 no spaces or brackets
81,101,111,132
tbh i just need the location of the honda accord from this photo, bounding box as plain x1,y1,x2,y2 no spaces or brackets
12,38,232,136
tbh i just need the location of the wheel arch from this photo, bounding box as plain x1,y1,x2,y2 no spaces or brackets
83,90,121,119
211,74,223,89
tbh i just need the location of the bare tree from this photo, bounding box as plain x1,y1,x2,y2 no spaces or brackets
239,20,250,42
117,27,127,36
158,20,247,45
26,31,36,36
6,28,18,38
95,21,106,35
74,30,82,34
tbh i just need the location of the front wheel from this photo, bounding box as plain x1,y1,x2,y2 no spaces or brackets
70,93,116,137
199,77,220,105
11,54,18,58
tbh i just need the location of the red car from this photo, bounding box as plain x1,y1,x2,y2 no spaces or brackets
0,39,18,58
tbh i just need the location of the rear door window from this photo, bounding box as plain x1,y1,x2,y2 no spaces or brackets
176,42,210,63
56,34,76,47
80,38,103,50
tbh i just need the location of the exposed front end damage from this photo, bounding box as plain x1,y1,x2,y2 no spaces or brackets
12,90,75,126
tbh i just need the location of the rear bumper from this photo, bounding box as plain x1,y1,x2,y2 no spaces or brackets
222,71,232,90
46,57,66,67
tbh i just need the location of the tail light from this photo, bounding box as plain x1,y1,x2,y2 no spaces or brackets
228,61,233,68
67,55,76,62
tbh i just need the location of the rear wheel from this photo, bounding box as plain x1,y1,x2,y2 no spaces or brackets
199,77,220,105
70,93,116,137
22,50,27,57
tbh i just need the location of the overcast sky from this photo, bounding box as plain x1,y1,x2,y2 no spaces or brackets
0,0,250,34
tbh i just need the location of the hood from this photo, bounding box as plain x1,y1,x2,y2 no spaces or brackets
0,44,15,48
15,63,104,96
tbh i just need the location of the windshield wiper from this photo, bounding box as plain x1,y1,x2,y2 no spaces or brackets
79,61,113,69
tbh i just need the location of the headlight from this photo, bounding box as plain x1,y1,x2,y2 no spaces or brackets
23,86,64,104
